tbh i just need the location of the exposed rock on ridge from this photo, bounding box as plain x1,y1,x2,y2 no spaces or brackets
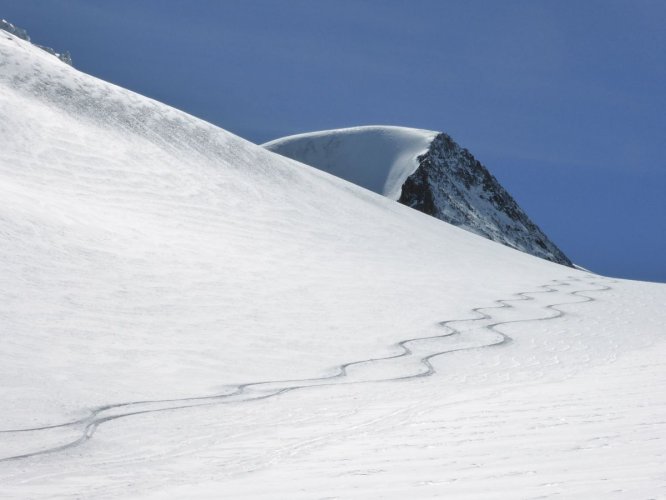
399,133,572,266
1,19,72,65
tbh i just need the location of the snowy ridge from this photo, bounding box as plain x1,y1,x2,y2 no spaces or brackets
0,19,72,65
264,126,437,200
265,126,571,266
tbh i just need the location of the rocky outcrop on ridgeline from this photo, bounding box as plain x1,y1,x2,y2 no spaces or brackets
1,19,72,65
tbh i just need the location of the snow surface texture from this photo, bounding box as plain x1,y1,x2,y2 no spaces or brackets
264,127,571,266
1,29,665,499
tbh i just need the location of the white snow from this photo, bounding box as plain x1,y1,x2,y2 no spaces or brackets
1,30,665,499
264,125,437,200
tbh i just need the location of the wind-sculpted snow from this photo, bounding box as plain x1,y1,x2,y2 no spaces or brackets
264,126,437,199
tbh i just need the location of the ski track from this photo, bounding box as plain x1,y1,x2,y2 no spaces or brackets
0,274,612,464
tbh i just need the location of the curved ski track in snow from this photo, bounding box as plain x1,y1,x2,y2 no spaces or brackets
0,275,612,463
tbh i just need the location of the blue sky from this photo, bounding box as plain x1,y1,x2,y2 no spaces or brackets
2,0,664,281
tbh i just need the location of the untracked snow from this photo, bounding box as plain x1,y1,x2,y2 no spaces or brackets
0,29,665,499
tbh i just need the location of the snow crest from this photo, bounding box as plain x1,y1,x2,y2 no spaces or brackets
264,126,437,200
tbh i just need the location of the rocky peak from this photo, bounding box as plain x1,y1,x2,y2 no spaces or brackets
399,133,572,266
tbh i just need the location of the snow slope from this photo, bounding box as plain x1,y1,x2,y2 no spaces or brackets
1,29,665,499
264,127,571,266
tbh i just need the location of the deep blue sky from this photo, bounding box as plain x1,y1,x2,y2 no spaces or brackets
2,0,664,282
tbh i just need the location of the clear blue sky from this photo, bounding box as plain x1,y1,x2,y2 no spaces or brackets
2,0,664,282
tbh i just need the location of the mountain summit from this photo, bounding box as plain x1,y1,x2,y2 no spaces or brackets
264,126,572,266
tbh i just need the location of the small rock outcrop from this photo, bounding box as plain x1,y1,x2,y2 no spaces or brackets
0,19,72,66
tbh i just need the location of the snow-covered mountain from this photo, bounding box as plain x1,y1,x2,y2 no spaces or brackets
1,26,665,500
264,126,572,266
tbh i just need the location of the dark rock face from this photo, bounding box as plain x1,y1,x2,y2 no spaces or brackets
34,43,73,66
1,19,73,66
399,133,572,266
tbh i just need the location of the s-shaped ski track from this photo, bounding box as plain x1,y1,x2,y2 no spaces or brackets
0,275,613,463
